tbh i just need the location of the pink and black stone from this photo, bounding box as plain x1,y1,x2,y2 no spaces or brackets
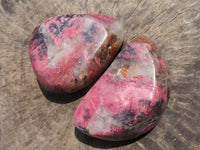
73,35,170,141
29,14,124,93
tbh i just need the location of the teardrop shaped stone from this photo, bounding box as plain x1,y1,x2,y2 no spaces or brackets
74,35,170,141
29,14,124,93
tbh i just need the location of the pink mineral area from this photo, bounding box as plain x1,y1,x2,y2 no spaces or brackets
74,35,170,141
29,14,124,93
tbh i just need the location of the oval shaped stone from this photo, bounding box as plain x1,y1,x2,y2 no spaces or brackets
29,14,124,93
73,35,170,141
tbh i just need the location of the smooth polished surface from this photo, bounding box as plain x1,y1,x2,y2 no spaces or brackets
74,36,170,141
29,14,124,93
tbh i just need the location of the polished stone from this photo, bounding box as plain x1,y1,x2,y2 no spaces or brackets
74,35,170,141
29,14,124,93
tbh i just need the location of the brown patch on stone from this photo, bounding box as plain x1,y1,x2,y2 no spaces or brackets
96,34,118,64
121,64,129,77
132,35,158,53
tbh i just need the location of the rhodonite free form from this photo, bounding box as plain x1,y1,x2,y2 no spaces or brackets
29,14,124,93
74,35,170,141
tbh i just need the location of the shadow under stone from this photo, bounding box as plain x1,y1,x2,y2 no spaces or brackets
75,127,153,149
38,80,91,104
